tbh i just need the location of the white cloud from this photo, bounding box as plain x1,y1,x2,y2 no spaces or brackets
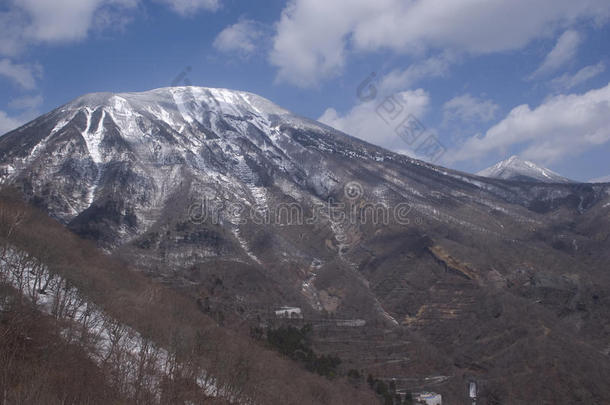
18,0,137,44
0,9,27,56
214,19,264,57
0,111,25,135
318,89,430,152
442,94,499,125
530,30,582,78
270,0,610,87
379,52,455,93
0,107,41,135
8,94,43,110
448,83,610,165
0,59,42,89
0,0,140,57
93,2,139,33
0,0,221,57
550,62,606,90
270,0,373,87
153,0,219,16
20,0,109,43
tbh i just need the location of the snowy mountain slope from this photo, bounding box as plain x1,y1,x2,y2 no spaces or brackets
0,86,489,248
477,155,573,183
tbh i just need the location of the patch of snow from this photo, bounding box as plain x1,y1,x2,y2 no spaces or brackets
82,109,106,164
231,227,261,265
0,246,247,403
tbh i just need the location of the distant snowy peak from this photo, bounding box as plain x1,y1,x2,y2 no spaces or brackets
477,155,573,183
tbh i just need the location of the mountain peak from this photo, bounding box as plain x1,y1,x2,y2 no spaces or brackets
477,155,573,183
0,85,370,225
67,86,291,119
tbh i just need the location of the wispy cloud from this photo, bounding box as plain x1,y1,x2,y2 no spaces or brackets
378,52,456,93
550,62,606,91
152,0,220,16
442,94,499,126
0,111,23,135
8,94,43,110
529,30,582,79
0,59,42,90
214,19,266,57
0,107,41,135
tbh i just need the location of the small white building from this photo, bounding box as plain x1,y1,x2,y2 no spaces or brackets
416,392,442,405
336,319,366,327
274,306,302,318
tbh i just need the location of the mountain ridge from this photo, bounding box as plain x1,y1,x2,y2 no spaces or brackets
477,155,573,183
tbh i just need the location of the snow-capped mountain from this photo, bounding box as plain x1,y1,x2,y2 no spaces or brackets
1,83,605,314
0,85,602,275
0,86,344,234
0,86,602,273
477,155,573,183
1,86,610,403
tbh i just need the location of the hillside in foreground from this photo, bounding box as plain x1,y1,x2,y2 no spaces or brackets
0,188,377,404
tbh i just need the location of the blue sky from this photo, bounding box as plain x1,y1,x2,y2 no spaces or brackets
1,0,610,181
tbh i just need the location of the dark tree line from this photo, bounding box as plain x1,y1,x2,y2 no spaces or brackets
265,324,341,378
